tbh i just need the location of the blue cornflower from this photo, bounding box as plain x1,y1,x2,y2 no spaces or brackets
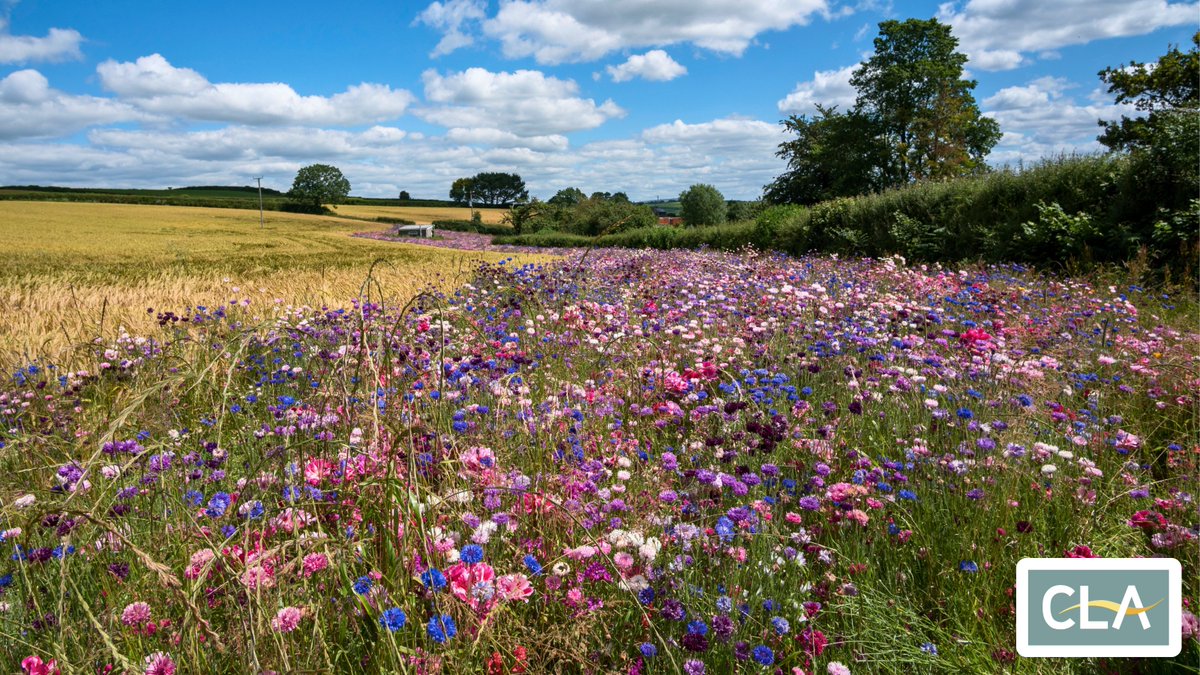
379,608,406,631
640,642,657,658
0,573,12,587
427,614,457,643
205,492,231,517
523,554,543,576
638,587,655,605
421,568,447,591
770,616,790,635
353,575,374,595
183,490,203,507
959,560,979,573
921,641,938,656
716,595,732,614
899,489,917,501
459,544,483,564
687,620,708,635
715,516,735,543
956,407,974,420
752,645,774,666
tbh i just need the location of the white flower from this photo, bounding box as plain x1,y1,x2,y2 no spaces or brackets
13,494,35,508
1041,464,1058,476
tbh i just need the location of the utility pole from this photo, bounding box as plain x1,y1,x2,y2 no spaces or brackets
253,176,264,229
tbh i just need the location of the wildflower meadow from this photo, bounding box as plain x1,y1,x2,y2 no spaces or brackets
0,246,1196,674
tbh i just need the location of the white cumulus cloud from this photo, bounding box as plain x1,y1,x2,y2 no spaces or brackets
415,0,488,56
982,76,1137,165
607,50,687,82
777,63,859,115
97,54,414,126
417,67,624,137
0,69,146,139
0,15,83,64
416,0,830,64
938,0,1199,71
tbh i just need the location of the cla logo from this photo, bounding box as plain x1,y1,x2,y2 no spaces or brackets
1017,558,1181,658
1042,584,1162,630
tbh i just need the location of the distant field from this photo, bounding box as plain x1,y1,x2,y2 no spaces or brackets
0,201,550,364
335,204,509,224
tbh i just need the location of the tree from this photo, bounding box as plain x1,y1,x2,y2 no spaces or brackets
768,18,998,204
1098,32,1198,151
1097,33,1199,253
287,164,350,210
450,172,528,206
449,177,475,206
850,19,999,184
764,105,888,205
503,198,546,235
726,200,760,222
398,190,411,201
548,187,586,206
679,184,727,227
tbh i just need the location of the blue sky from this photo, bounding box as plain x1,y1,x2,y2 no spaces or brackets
0,0,1195,200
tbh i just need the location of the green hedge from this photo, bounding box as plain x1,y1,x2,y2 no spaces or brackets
496,153,1198,271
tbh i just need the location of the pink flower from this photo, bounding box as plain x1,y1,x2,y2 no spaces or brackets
446,561,496,613
1182,610,1198,641
304,459,335,486
827,662,851,675
496,573,534,602
241,564,276,590
271,606,303,633
271,508,316,534
143,652,175,675
185,548,217,580
612,552,635,570
301,552,329,577
121,601,151,627
21,656,58,675
460,446,497,476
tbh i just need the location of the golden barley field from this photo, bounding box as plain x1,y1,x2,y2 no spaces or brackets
0,201,550,366
334,204,509,224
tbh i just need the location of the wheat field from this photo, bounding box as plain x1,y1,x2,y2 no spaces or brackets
0,201,549,366
334,204,509,224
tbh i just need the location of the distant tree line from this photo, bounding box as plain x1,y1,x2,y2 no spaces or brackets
449,172,528,207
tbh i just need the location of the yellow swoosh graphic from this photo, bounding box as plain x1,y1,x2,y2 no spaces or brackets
1059,597,1164,616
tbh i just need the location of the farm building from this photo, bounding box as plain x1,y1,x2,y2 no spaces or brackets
394,224,434,238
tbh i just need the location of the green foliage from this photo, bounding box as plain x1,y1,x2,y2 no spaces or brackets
679,183,727,227
1098,32,1199,151
754,204,806,249
287,164,351,210
449,177,475,205
547,187,586,206
499,154,1198,274
851,18,1000,184
769,19,999,204
725,200,759,222
502,198,545,234
570,197,656,236
764,106,889,205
